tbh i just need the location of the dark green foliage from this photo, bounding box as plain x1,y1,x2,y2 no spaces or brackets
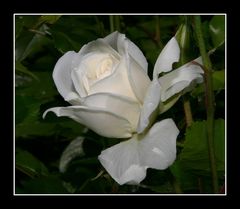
15,15,225,194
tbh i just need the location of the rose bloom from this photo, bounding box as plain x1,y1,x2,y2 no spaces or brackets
44,31,203,185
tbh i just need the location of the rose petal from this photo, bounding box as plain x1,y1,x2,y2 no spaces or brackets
103,31,124,55
99,136,146,185
137,78,161,134
71,52,119,97
89,57,138,101
43,106,133,138
83,93,141,132
52,51,81,103
71,68,88,98
127,39,148,74
78,38,120,59
159,62,204,102
104,31,148,73
106,31,151,103
139,119,178,169
153,37,180,78
71,40,121,98
98,118,179,185
126,54,151,103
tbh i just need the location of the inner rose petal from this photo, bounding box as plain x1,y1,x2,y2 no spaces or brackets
79,53,119,94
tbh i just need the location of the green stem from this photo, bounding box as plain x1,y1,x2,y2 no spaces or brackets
114,15,121,32
94,16,105,37
172,177,182,194
155,16,163,48
194,15,218,193
176,16,193,128
110,15,114,33
183,96,193,127
198,177,204,193
109,15,121,33
167,169,182,193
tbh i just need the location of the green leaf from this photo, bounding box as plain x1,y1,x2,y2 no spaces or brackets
15,15,39,28
15,16,24,39
35,15,61,27
15,24,52,61
59,137,85,173
15,83,85,138
15,15,40,40
15,95,29,124
50,30,80,53
18,175,68,194
16,71,58,100
67,157,99,166
142,181,174,193
170,161,199,192
209,15,225,48
15,95,85,138
179,119,225,176
15,96,56,138
141,169,174,193
212,70,225,92
16,149,49,178
15,61,38,80
141,39,160,68
16,119,56,138
191,69,225,96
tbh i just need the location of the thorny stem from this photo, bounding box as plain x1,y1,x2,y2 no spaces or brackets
194,15,218,193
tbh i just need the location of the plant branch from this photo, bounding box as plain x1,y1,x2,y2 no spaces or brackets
176,16,194,128
155,16,163,48
183,96,193,127
194,15,218,193
110,15,114,33
109,15,121,33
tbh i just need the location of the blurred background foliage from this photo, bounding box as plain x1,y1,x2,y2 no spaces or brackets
15,14,225,194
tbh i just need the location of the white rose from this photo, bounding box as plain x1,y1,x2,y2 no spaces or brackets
43,31,204,185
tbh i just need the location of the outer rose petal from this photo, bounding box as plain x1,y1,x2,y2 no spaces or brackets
127,39,148,74
139,119,178,169
159,61,204,102
83,93,141,132
43,106,133,138
153,37,180,78
99,137,146,185
137,78,161,134
98,118,179,185
52,51,81,103
126,54,151,103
